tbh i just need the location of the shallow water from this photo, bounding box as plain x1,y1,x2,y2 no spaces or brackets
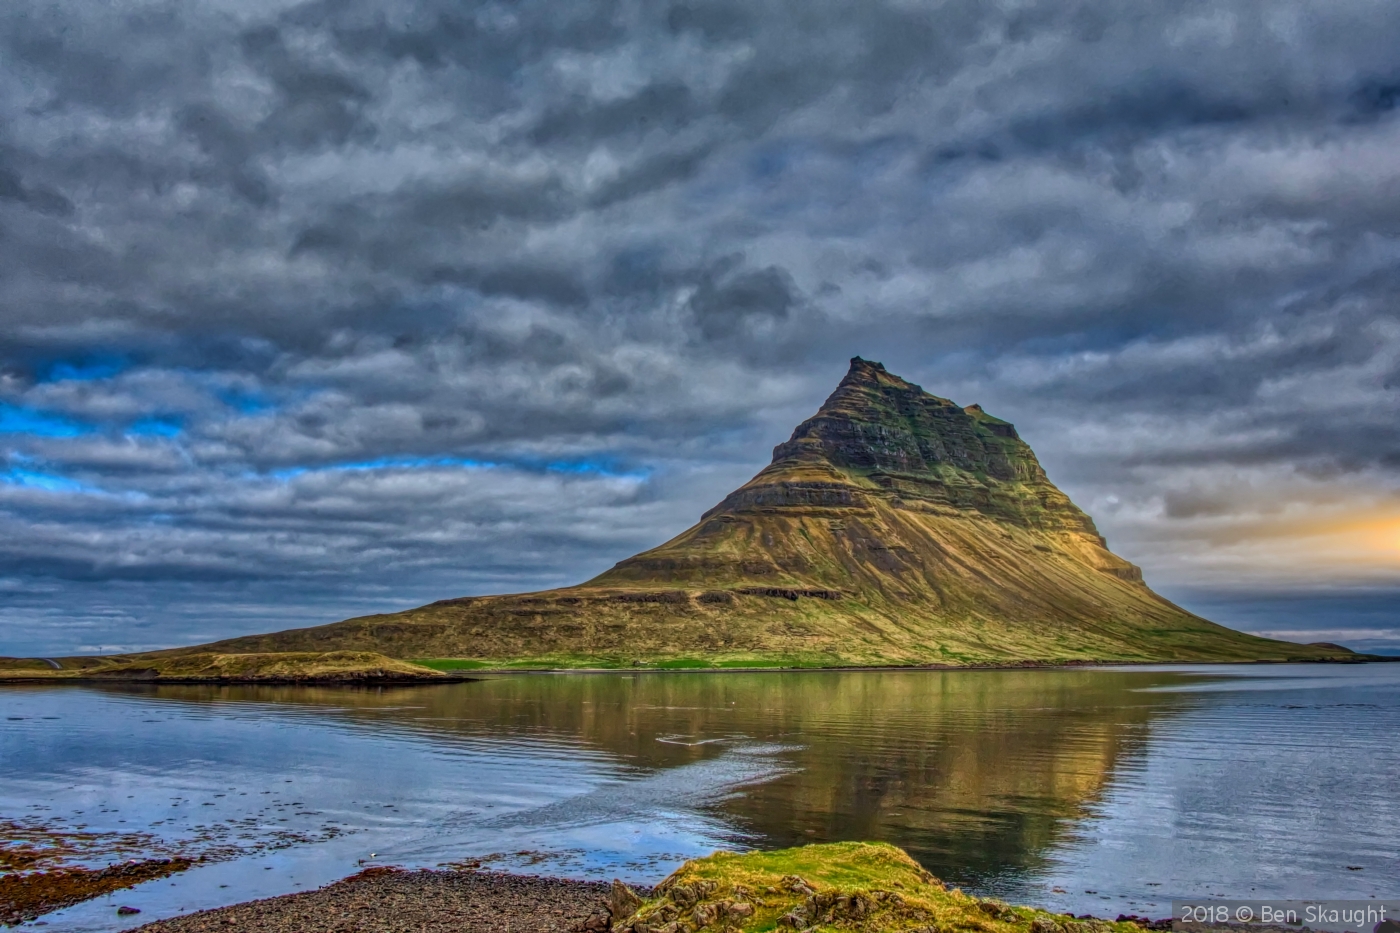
2,664,1398,931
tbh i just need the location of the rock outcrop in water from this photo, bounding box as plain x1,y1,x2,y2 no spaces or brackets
175,358,1350,667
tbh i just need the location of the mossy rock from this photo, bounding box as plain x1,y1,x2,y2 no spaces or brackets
611,842,1138,933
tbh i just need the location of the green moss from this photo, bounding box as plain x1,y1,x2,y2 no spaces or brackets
616,843,1140,933
413,658,494,671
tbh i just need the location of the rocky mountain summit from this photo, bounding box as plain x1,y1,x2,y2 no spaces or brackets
603,357,1131,591
189,358,1350,667
769,357,1095,532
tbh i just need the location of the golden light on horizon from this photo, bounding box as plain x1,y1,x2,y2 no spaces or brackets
1124,495,1400,592
1268,510,1400,567
1348,516,1400,555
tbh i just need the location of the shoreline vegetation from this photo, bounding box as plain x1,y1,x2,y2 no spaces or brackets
1,857,193,927
7,842,1169,933
0,649,1392,686
406,651,1393,672
0,650,473,685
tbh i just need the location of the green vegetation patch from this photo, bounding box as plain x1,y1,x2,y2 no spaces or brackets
413,653,858,672
614,842,1140,933
649,654,851,670
413,658,495,671
412,655,628,671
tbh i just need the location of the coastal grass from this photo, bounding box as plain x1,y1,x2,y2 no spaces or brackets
0,651,447,683
619,841,1140,933
407,636,1366,674
412,652,858,672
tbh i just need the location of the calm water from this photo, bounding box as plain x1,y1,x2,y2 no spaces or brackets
2,665,1398,931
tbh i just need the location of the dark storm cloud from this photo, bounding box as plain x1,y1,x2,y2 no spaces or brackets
3,0,1400,654
687,258,797,340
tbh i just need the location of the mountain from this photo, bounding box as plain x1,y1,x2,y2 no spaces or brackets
190,358,1350,667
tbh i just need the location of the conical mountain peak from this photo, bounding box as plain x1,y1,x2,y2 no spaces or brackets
842,355,888,380
196,356,1350,668
755,359,1092,533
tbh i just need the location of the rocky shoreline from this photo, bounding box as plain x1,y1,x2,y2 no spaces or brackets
126,868,620,933
118,844,1167,933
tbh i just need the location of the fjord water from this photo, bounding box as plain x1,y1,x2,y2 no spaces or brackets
3,665,1397,931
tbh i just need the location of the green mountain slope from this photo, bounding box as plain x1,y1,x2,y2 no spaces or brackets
190,358,1351,667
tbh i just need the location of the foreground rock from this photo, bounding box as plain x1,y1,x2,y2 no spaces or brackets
129,868,615,933
612,842,1142,933
0,651,460,684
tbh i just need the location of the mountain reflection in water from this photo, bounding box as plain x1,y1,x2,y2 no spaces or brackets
3,665,1397,932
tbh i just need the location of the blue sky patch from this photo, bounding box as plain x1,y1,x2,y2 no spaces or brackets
0,403,92,437
0,468,94,493
268,456,492,480
539,457,642,477
127,417,184,438
263,454,646,481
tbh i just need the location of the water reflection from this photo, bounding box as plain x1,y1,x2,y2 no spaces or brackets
87,669,1186,889
4,665,1398,932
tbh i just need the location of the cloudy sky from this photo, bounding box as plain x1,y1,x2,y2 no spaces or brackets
3,0,1399,657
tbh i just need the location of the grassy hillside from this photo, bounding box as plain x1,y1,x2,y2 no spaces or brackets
179,359,1351,668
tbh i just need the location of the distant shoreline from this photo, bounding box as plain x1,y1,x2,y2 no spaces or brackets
425,655,1398,675
1,653,1395,686
0,674,482,685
